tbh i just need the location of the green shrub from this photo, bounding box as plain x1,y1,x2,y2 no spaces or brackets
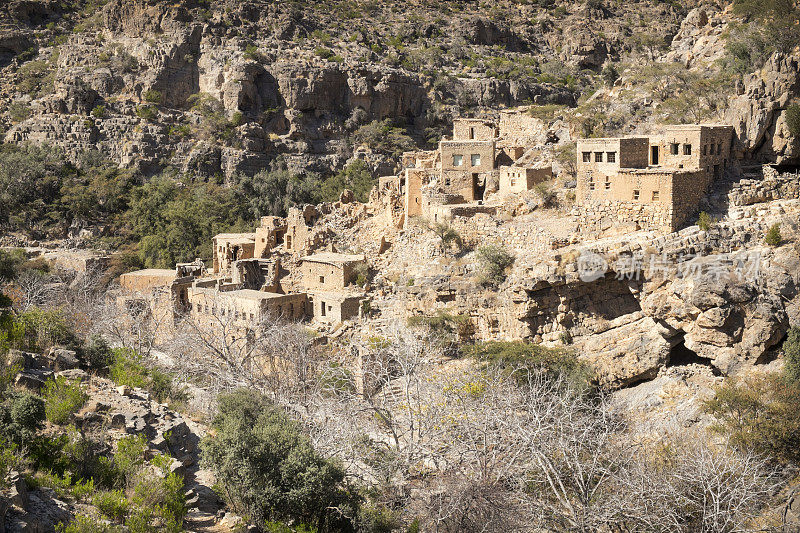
765,223,782,246
9,101,30,123
704,373,800,463
463,341,594,394
113,434,146,483
697,211,714,231
83,335,113,369
109,348,148,389
57,514,123,533
314,47,334,60
148,367,188,406
91,105,107,119
94,489,130,522
432,222,463,251
43,376,88,425
353,119,415,158
0,392,45,444
316,159,376,203
475,245,515,287
784,327,800,382
135,105,157,121
143,90,163,104
201,389,359,530
787,104,800,139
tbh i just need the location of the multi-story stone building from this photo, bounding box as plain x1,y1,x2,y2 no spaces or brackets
575,124,734,232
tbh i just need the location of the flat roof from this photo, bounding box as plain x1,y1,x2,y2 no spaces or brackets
662,124,733,130
577,136,648,143
121,269,175,278
303,252,365,266
213,233,255,243
192,287,304,301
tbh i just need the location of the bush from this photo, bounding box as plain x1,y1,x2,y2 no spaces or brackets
135,105,157,121
463,341,594,394
704,373,800,463
0,392,45,444
475,245,515,287
697,211,714,231
57,514,123,533
784,327,800,382
201,389,359,530
353,119,416,158
83,335,113,369
787,104,800,139
109,348,148,389
143,90,163,104
765,223,782,246
94,489,130,522
317,159,375,203
432,222,463,251
43,376,88,425
9,101,30,123
314,47,334,60
91,105,107,119
113,434,146,483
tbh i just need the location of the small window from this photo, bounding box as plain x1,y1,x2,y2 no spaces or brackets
321,301,326,316
717,143,722,155
652,190,660,201
594,152,603,162
702,145,707,155
633,189,640,200
469,127,475,140
510,178,517,186
582,152,591,162
319,275,325,284
683,144,692,155
671,143,679,155
588,175,595,191
604,178,611,190
453,154,463,167
444,177,451,186
471,154,481,166
606,152,616,163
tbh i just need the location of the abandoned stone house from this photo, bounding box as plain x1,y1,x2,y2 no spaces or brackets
575,124,734,232
395,113,553,227
301,252,366,323
120,210,368,332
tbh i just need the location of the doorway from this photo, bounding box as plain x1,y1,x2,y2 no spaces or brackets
651,146,659,166
472,173,485,202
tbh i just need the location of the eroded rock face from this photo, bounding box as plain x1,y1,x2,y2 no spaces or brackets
725,53,800,165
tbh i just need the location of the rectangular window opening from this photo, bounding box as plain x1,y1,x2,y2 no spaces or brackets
594,152,603,162
582,152,591,162
652,190,660,201
606,152,616,163
671,143,679,155
683,144,692,155
633,189,640,200
471,154,481,166
453,154,463,167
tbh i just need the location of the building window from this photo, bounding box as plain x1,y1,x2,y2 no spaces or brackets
652,190,660,201
671,143,679,155
471,154,481,166
588,175,595,191
703,145,707,155
594,152,603,162
469,127,475,140
510,178,517,186
606,152,616,163
321,301,326,316
717,143,722,155
684,144,692,155
582,152,591,162
444,177,450,186
633,189,640,200
319,275,325,284
604,177,611,190
453,154,463,167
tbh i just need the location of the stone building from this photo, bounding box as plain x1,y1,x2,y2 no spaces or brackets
254,216,286,258
212,233,256,274
499,164,552,195
187,285,307,325
398,111,552,227
301,252,366,291
575,124,734,232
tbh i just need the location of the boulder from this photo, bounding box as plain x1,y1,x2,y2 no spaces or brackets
44,348,79,371
8,472,28,510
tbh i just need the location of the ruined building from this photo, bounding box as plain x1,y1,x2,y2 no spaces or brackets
575,124,734,232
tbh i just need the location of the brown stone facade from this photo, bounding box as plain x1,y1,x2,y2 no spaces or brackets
576,125,734,231
301,253,365,292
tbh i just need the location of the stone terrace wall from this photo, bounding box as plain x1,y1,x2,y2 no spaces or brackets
575,200,674,233
728,170,800,206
